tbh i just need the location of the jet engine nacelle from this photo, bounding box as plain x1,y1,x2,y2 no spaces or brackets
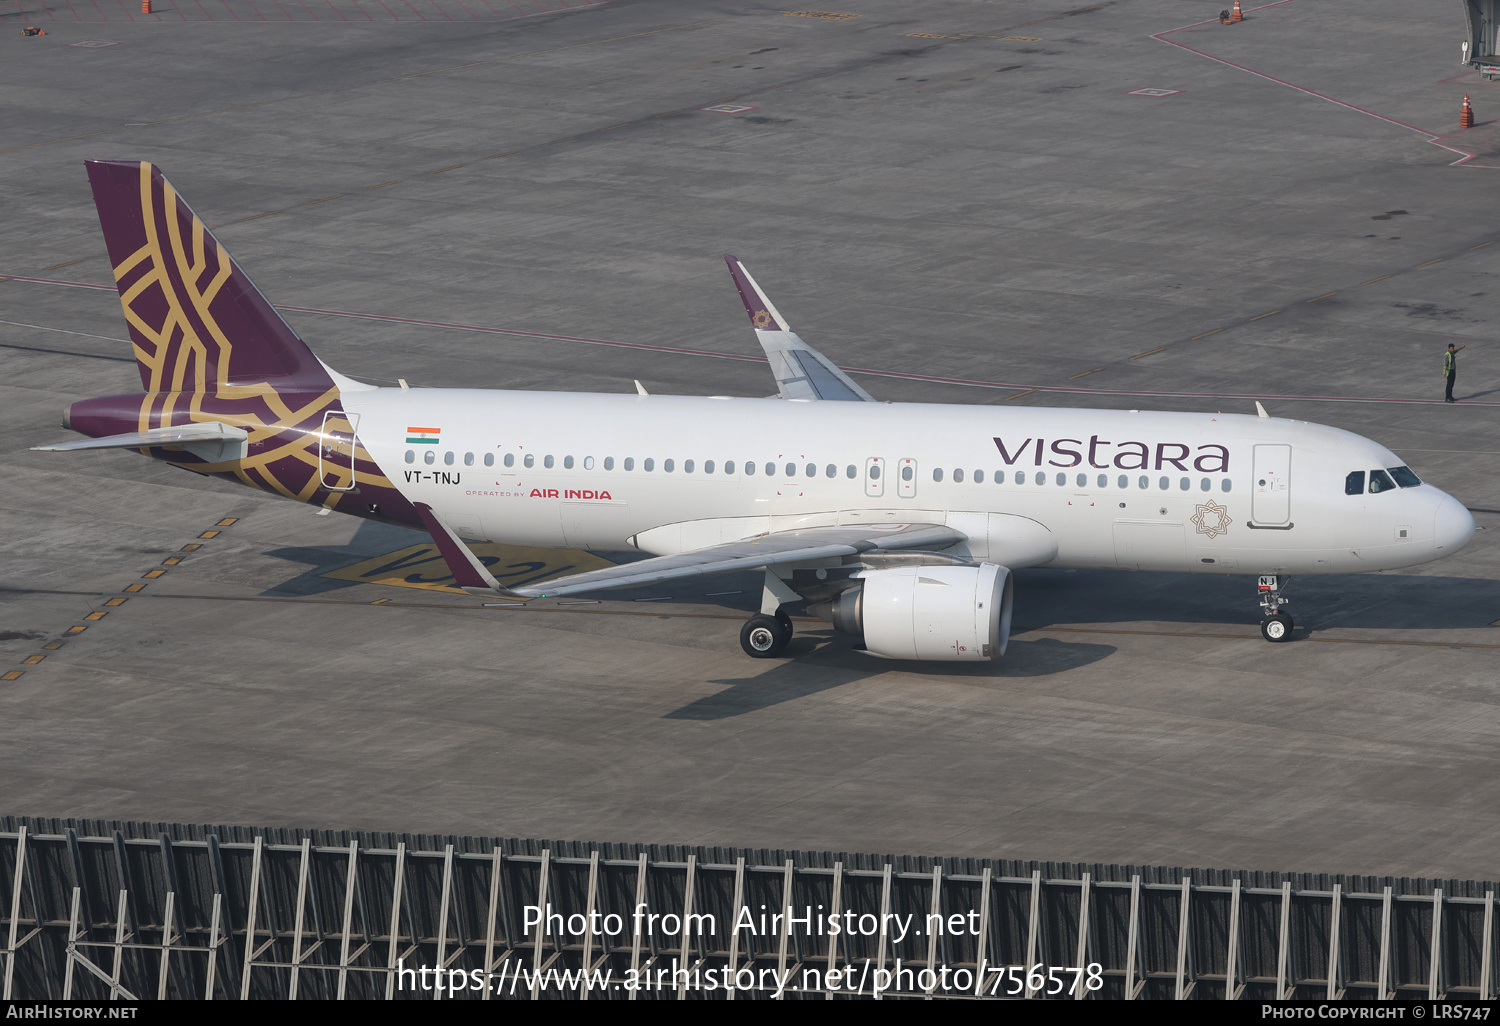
813,563,1014,661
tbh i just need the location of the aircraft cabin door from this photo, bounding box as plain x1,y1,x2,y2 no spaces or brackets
318,411,360,492
864,457,885,498
1252,444,1291,524
898,458,917,498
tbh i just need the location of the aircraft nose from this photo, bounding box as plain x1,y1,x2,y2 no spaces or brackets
1432,494,1475,558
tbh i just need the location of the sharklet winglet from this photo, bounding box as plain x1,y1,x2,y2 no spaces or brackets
413,501,514,597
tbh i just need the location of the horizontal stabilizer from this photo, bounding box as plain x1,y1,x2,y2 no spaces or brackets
724,255,875,403
512,522,962,598
33,422,249,454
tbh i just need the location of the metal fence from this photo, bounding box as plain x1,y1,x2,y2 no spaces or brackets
1,817,1495,1000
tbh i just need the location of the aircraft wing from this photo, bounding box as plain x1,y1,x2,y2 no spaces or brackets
724,255,876,403
509,522,965,598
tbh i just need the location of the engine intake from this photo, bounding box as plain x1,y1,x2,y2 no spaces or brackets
809,563,1014,661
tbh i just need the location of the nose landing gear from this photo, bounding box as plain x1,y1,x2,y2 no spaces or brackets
1257,575,1294,642
740,609,794,658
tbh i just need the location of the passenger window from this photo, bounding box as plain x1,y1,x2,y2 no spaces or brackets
484,453,494,467
584,456,594,470
826,464,836,478
746,462,756,476
664,459,674,472
785,463,795,477
1369,469,1396,493
1076,473,1086,488
424,450,436,466
645,458,655,472
725,461,735,474
1118,475,1128,489
1016,472,1026,484
847,465,857,479
1389,465,1421,488
1037,473,1047,486
685,460,695,473
1221,479,1232,492
564,456,574,470
868,465,879,480
444,452,455,466
705,460,714,474
624,457,634,471
1345,471,1366,495
1200,478,1210,491
934,468,944,482
1158,476,1169,490
404,451,415,464
544,455,554,469
766,463,776,476
903,466,915,482
504,453,515,468
974,470,984,484
604,457,614,470
955,469,965,483
806,463,816,477
1055,473,1066,486
1179,477,1190,491
1098,474,1108,488
464,452,474,466
1138,475,1148,489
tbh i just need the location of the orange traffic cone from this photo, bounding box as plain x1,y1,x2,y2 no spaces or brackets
142,0,151,11
1462,93,1476,129
1231,0,1243,21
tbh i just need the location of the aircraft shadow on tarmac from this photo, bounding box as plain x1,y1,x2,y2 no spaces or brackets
664,634,1116,721
261,524,1498,634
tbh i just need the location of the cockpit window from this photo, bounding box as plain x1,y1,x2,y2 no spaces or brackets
1388,465,1421,488
1368,469,1396,493
1345,471,1365,496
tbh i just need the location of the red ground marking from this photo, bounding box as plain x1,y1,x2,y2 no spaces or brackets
344,0,372,18
217,0,239,20
1151,0,1484,167
12,273,1496,406
396,0,426,19
241,0,268,19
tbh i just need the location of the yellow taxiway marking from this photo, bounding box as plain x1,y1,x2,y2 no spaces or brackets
65,626,87,635
1067,368,1102,379
42,642,64,650
216,518,238,527
83,611,107,622
428,164,465,173
782,10,862,19
1306,292,1337,302
141,570,166,579
1471,241,1494,250
40,259,85,271
601,124,631,131
1361,275,1391,284
305,195,341,205
240,212,278,221
485,152,518,159
1416,258,1444,268
1248,310,1280,321
1191,329,1222,340
104,597,128,607
1,671,24,681
368,180,402,189
199,530,220,539
1130,347,1163,360
22,656,44,665
1004,389,1036,400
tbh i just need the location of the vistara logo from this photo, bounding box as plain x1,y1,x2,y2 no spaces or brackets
751,309,774,329
1191,499,1233,539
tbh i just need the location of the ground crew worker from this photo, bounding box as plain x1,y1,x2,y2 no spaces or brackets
1445,343,1466,402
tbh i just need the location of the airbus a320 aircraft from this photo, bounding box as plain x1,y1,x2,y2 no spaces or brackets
38,162,1476,659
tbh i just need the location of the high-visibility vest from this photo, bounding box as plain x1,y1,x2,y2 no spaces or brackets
1445,351,1455,374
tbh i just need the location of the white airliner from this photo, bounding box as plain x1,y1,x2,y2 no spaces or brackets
38,162,1476,659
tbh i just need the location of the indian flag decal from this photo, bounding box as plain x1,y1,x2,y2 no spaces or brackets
407,426,441,444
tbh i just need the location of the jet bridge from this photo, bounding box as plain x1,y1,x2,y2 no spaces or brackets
1463,0,1500,76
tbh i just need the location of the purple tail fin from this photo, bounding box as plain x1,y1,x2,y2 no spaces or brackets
85,160,333,394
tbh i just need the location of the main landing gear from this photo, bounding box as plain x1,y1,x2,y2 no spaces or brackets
1257,574,1294,643
740,609,794,658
